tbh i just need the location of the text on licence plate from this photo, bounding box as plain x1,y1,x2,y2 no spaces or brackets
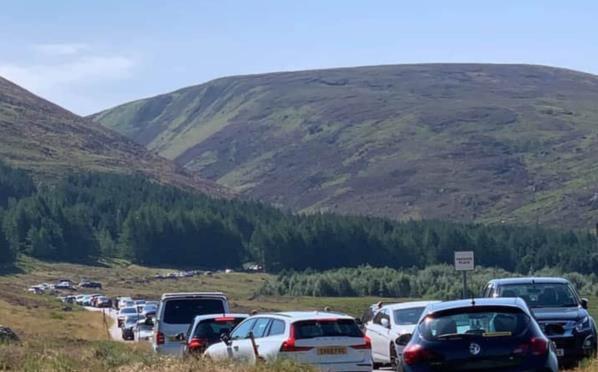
318,346,347,355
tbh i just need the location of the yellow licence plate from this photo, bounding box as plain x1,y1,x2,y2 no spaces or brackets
317,347,347,355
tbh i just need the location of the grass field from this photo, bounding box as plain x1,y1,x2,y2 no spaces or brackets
1,257,597,371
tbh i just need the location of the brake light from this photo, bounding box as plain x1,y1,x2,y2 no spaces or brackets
156,331,165,345
403,344,437,365
214,317,235,322
188,337,206,351
351,335,372,350
530,337,548,356
280,324,313,352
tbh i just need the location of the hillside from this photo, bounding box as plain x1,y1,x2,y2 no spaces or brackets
0,76,227,196
92,64,598,227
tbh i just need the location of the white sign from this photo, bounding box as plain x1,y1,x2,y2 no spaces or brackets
454,251,474,271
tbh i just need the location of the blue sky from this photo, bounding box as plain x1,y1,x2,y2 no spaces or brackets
1,0,596,115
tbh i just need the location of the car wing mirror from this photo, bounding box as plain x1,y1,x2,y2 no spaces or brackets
380,318,390,329
145,318,154,326
396,333,412,346
221,331,232,346
581,298,589,309
175,333,186,342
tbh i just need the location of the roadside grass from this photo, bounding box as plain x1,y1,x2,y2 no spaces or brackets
1,257,597,371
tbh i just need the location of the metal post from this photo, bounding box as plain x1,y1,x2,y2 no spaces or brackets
463,271,468,299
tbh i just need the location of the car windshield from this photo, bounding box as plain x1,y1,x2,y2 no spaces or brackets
420,307,530,340
393,307,425,325
163,299,225,324
294,319,363,339
192,317,246,342
120,307,137,314
497,283,578,308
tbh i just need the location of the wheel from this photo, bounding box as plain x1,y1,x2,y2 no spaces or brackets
390,342,398,370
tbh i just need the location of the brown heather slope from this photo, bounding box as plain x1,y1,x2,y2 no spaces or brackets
92,64,598,228
0,76,228,196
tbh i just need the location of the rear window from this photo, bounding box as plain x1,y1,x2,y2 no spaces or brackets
420,306,530,340
294,319,363,339
192,317,245,341
163,299,225,324
120,308,137,315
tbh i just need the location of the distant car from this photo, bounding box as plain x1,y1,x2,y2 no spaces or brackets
397,298,558,372
118,307,139,328
55,281,75,290
483,277,598,365
183,314,248,355
141,303,158,318
95,296,112,308
122,314,141,341
79,281,102,289
365,301,440,369
152,292,229,356
205,311,373,371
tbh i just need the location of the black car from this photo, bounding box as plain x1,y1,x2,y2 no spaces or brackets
79,281,102,289
397,298,558,372
184,314,248,354
121,315,141,341
483,277,597,365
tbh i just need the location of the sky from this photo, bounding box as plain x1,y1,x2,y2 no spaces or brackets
1,0,597,115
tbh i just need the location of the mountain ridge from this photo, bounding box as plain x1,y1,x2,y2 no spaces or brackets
91,63,598,227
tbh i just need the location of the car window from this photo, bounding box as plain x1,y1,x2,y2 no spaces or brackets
420,306,530,340
393,307,425,325
251,318,271,338
496,283,578,308
193,317,246,342
268,319,285,336
231,319,256,339
163,298,225,324
294,319,363,339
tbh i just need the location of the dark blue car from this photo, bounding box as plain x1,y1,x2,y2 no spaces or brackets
483,277,597,366
397,298,558,371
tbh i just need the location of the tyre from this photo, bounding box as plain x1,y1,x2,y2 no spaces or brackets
390,343,398,370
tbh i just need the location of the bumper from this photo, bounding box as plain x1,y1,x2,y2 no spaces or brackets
313,362,373,372
153,343,185,357
551,332,595,362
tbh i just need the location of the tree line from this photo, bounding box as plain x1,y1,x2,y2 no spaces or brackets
0,161,597,274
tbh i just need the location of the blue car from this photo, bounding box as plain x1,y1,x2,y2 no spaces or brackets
483,277,596,366
397,298,558,371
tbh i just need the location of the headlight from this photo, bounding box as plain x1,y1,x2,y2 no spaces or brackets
576,316,591,332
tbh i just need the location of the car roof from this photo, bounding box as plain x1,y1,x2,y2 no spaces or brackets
381,301,441,311
160,292,226,300
192,313,249,322
488,277,570,285
263,311,355,322
423,298,529,315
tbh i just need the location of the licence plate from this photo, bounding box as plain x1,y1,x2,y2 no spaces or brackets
317,346,347,355
556,348,564,357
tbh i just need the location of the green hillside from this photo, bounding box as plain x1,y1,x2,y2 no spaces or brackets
92,64,598,227
0,76,227,196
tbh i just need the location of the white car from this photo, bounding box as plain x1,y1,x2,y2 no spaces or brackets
205,311,373,371
365,301,440,368
117,306,138,328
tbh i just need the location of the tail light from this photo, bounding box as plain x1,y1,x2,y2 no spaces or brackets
530,337,548,356
187,337,206,351
156,331,165,345
280,324,313,352
403,344,438,365
351,335,372,350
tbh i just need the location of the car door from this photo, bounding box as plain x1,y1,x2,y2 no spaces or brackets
368,309,391,362
255,318,286,361
227,318,256,361
247,317,273,361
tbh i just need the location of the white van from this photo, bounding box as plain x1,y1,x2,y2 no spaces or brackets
152,292,229,356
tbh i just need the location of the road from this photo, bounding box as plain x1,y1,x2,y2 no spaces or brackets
85,307,152,342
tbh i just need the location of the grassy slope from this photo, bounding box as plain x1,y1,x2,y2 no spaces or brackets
0,76,228,197
92,64,598,228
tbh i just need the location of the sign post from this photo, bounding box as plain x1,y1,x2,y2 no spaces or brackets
454,251,474,299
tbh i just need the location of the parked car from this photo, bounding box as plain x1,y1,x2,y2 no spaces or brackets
141,303,158,318
205,311,373,371
483,276,597,365
396,298,558,372
55,281,76,290
183,314,248,355
79,281,102,289
152,292,229,355
118,307,139,328
365,301,440,369
122,314,142,341
95,296,112,308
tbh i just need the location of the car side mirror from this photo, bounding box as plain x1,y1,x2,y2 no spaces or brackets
380,318,390,329
396,333,412,346
221,331,232,346
581,298,589,309
145,318,154,326
175,333,186,341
